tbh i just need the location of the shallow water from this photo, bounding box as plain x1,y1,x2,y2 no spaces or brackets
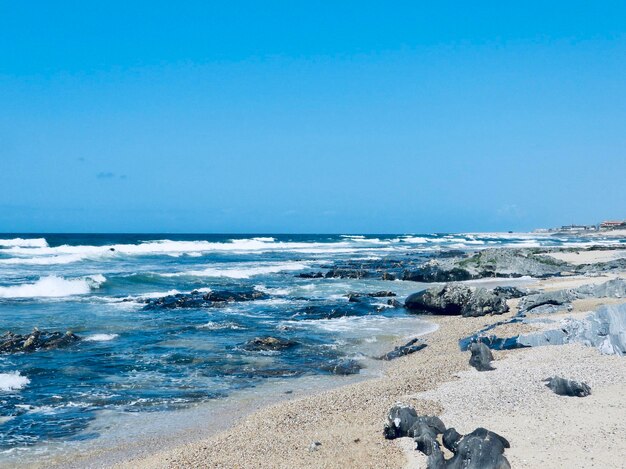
0,232,620,464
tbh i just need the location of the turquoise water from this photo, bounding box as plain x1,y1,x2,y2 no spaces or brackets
0,232,618,461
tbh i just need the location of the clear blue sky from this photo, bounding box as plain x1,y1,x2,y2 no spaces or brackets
1,1,625,233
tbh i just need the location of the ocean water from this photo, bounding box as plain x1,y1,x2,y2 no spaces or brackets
0,232,621,464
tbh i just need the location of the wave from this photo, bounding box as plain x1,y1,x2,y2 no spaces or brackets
162,262,309,279
0,372,30,391
84,334,119,342
0,275,106,299
0,238,48,248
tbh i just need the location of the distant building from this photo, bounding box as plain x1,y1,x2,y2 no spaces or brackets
600,220,626,230
559,224,597,232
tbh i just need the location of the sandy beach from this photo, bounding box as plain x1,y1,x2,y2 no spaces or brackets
111,252,626,468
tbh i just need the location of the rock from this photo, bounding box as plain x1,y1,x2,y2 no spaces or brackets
405,284,509,317
308,441,322,452
296,272,324,279
544,376,591,397
142,289,269,310
0,329,81,353
324,268,369,279
492,286,528,299
242,337,298,351
402,265,474,283
320,359,362,375
405,284,473,315
469,342,495,371
463,288,510,317
381,272,396,281
383,404,419,439
517,289,578,313
439,427,511,469
367,291,397,297
384,406,511,468
377,338,427,360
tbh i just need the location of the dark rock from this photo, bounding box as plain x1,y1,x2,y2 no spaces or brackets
0,329,81,353
463,288,510,317
387,299,402,308
296,272,324,279
544,376,591,397
492,286,528,299
442,428,511,469
402,265,474,283
324,268,369,279
377,338,427,360
405,284,473,315
142,289,269,310
381,272,397,281
320,359,362,375
383,404,419,439
517,289,578,313
469,342,495,371
242,336,298,352
368,291,397,297
442,427,462,453
405,284,509,317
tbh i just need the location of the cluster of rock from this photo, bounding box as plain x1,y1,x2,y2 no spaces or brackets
404,284,525,317
0,328,81,353
141,289,269,310
461,279,626,355
383,404,511,468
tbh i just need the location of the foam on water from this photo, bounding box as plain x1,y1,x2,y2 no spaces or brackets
163,262,309,279
0,238,48,248
0,372,30,391
84,334,119,342
0,275,106,298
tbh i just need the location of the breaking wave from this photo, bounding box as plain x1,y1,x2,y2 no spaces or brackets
0,372,30,391
0,275,106,299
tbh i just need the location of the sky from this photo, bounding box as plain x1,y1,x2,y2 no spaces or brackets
1,1,625,233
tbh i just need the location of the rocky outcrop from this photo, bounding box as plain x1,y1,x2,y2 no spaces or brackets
142,289,269,310
383,405,511,469
469,342,494,371
377,338,427,360
242,337,298,351
463,302,626,355
544,376,591,397
405,284,509,317
0,329,81,353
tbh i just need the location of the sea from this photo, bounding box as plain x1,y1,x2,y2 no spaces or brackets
0,232,620,466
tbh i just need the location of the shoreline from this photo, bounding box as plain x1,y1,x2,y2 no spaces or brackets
4,242,625,468
117,274,624,468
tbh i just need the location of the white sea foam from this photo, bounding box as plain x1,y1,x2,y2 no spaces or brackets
0,238,48,248
0,372,30,391
0,275,106,298
84,334,119,342
164,262,309,279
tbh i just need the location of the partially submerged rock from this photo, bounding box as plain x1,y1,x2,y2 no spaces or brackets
242,336,298,352
469,342,495,371
0,329,81,353
405,284,509,317
544,376,591,397
377,338,427,361
142,289,269,310
320,359,362,375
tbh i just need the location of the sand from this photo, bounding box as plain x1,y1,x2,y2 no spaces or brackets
114,275,626,468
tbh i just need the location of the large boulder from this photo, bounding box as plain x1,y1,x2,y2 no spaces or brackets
405,284,509,317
